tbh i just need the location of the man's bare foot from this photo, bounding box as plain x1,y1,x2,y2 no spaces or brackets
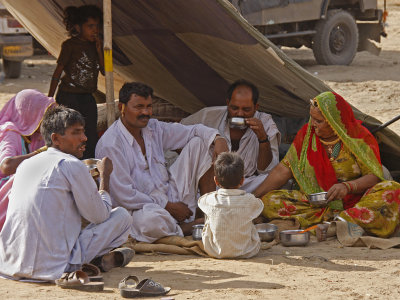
180,218,205,236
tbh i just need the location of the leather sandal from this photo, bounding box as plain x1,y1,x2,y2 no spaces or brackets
55,271,104,291
91,247,135,272
82,263,103,282
119,275,171,298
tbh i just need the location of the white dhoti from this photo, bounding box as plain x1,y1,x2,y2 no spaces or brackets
242,173,269,193
130,137,213,243
66,207,132,272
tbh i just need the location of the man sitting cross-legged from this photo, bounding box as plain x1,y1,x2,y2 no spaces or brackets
0,106,132,281
96,82,229,242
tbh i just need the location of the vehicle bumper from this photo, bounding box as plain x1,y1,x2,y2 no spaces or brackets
0,34,33,61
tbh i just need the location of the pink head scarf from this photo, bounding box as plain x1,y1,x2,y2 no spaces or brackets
0,89,55,138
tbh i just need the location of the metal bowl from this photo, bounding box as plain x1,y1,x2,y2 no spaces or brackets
255,223,277,242
82,158,100,171
308,192,329,207
192,224,204,241
229,117,247,129
279,230,310,246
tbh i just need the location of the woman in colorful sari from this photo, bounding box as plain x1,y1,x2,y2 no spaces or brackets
254,91,400,238
0,89,55,230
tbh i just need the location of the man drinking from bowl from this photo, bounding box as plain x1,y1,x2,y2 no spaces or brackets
181,79,281,192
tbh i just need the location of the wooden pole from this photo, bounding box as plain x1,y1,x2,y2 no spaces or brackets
103,0,115,127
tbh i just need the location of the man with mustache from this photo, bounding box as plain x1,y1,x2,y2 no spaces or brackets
96,82,229,242
0,106,133,281
181,79,280,192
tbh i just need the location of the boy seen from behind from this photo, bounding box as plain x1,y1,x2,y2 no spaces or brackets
198,152,264,258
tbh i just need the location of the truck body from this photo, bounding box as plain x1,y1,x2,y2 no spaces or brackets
0,4,33,78
231,0,385,65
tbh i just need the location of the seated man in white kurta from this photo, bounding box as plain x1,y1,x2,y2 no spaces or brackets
95,82,228,243
0,107,132,281
181,79,281,192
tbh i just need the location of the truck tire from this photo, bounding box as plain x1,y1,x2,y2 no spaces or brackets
312,9,358,65
3,59,22,78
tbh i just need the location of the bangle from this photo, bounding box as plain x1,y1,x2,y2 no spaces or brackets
258,138,269,143
349,181,358,193
341,182,351,193
51,77,60,81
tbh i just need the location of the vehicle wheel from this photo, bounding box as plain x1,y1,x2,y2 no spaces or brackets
312,9,358,65
3,59,22,78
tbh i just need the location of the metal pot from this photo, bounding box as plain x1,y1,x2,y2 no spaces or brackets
255,223,277,242
280,230,310,246
192,224,204,240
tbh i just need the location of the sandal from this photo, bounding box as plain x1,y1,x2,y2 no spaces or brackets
55,271,104,291
118,275,171,298
82,263,103,282
91,247,135,272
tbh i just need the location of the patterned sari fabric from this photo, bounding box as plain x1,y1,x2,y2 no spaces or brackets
262,91,400,238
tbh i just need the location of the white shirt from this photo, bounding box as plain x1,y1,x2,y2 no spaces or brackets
181,106,281,177
198,188,264,258
0,148,112,280
95,118,218,211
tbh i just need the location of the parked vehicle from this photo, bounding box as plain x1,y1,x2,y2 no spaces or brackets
0,3,33,78
230,0,386,65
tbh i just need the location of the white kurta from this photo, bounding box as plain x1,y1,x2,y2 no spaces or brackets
198,189,264,258
95,119,218,242
181,106,281,192
0,148,132,281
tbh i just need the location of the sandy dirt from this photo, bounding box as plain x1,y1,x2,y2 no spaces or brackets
1,0,400,299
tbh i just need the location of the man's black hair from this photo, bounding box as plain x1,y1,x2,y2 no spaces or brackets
226,79,259,104
40,106,85,147
119,82,154,104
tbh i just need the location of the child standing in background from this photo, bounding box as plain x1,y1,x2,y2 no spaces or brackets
49,5,104,158
198,152,264,259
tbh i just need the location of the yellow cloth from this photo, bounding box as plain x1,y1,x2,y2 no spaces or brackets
263,148,400,238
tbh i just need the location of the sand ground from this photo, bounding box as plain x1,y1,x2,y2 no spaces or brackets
1,0,400,299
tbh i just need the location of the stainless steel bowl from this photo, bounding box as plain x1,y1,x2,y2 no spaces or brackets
82,158,100,171
229,117,247,129
308,192,329,207
280,230,310,246
255,223,277,242
192,224,204,240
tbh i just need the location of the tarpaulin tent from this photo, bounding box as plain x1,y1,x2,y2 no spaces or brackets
2,0,400,175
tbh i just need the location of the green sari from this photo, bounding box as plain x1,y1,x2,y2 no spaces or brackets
262,92,400,237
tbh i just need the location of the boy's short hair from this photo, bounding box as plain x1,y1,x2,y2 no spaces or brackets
214,152,244,189
119,82,154,104
40,106,85,147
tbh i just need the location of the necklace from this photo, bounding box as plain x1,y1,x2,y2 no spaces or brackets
324,142,341,161
320,136,340,146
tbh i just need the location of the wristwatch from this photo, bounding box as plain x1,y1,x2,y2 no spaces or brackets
258,138,269,143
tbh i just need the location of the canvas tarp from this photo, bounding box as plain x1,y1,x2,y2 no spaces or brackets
2,0,400,172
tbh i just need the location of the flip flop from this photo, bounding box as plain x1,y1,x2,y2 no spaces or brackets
91,247,135,272
55,271,104,292
119,275,171,298
82,263,103,282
